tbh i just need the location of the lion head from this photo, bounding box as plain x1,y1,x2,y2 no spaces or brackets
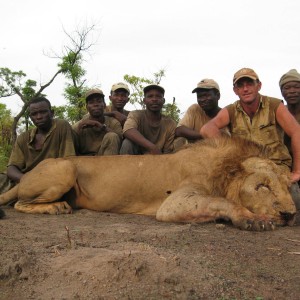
219,156,296,226
206,137,296,226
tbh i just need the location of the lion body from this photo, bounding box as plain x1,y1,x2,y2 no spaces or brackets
0,137,296,230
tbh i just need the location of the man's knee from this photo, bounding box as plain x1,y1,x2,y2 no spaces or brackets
98,132,121,155
120,138,140,155
0,173,15,195
290,182,300,210
173,137,188,151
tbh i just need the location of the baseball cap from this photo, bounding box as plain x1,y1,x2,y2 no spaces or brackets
192,79,220,93
143,84,165,95
233,68,259,84
111,82,130,94
279,69,300,89
85,88,105,101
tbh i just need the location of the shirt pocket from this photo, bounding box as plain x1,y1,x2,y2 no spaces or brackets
258,122,278,146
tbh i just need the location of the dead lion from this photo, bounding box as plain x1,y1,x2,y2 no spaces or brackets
0,136,296,230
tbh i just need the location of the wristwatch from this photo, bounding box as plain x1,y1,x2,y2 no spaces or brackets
102,124,107,132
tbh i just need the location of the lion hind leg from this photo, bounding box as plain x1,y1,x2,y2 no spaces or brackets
15,182,76,215
156,186,275,231
14,159,78,214
0,185,19,205
15,201,72,215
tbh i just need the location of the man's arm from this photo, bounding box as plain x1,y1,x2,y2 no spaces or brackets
7,165,24,183
104,111,127,127
276,103,300,182
56,121,77,157
123,128,161,154
107,118,123,139
200,108,230,138
175,126,202,140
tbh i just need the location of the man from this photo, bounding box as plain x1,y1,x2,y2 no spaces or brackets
104,82,130,127
120,84,176,155
279,69,300,154
200,67,300,186
175,78,223,148
0,96,76,194
72,88,122,156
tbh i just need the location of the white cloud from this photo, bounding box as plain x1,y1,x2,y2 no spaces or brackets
1,0,299,116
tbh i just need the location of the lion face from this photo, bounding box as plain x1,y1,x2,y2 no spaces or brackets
238,158,296,226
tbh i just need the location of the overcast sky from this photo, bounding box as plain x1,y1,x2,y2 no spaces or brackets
1,0,299,117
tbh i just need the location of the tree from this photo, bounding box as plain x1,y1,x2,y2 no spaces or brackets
162,97,180,123
56,23,99,123
123,69,180,121
0,103,13,171
0,67,61,143
0,23,98,143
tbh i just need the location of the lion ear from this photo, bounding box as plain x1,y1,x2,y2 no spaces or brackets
225,164,243,179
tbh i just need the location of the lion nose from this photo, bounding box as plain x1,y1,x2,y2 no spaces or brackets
280,211,296,226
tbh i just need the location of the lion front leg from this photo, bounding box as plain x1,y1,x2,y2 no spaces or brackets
14,201,72,215
15,158,77,215
156,185,275,231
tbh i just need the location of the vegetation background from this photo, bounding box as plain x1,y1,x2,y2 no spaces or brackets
0,24,180,172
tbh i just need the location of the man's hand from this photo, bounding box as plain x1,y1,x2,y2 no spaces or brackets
145,145,162,155
291,171,300,183
78,120,106,131
104,111,127,126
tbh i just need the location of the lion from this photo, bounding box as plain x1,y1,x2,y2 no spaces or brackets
0,136,296,230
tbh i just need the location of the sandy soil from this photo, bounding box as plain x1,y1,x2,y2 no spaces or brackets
0,206,300,300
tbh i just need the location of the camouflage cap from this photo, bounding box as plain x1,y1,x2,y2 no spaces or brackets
233,68,259,84
192,79,220,93
85,88,105,101
279,69,300,89
143,84,165,95
111,82,130,94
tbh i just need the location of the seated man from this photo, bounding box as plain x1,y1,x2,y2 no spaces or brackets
279,69,300,155
175,78,223,149
72,88,122,156
120,84,176,155
0,96,76,194
201,67,300,209
279,69,300,209
104,82,131,127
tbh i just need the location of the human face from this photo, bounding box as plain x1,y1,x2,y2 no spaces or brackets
281,81,300,106
196,89,220,112
143,89,165,112
109,89,129,110
29,101,53,130
86,96,105,118
233,78,261,105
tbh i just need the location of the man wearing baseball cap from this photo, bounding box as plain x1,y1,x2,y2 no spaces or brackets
200,68,300,199
104,82,131,127
120,84,176,155
279,69,300,152
175,78,223,148
72,88,122,156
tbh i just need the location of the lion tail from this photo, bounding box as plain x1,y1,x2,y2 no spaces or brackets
0,184,19,206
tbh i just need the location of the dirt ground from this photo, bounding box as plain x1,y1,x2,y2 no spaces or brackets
0,206,299,300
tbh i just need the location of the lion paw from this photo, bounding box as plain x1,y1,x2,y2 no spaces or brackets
51,202,72,215
236,219,275,231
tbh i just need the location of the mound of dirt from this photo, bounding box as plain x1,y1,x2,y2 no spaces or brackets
0,207,299,300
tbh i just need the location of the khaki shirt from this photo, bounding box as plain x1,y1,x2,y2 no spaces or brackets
123,110,176,154
178,104,229,139
178,104,213,131
226,95,292,168
8,119,76,173
73,115,122,155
